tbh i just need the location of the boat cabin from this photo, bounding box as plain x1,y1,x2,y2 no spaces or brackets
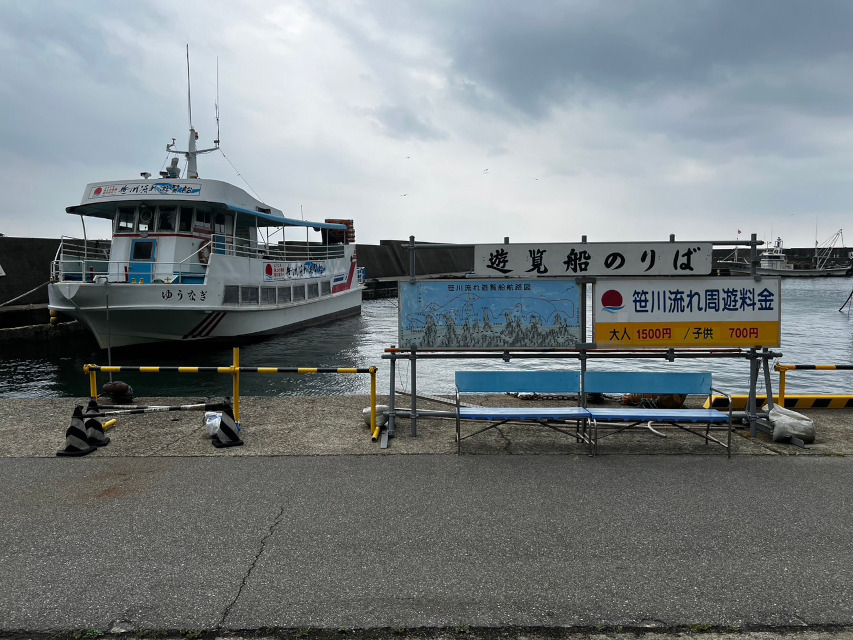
55,178,352,287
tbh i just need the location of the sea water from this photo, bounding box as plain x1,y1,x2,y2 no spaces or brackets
3,277,853,398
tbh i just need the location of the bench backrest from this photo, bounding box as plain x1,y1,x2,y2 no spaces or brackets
455,370,581,394
585,371,712,396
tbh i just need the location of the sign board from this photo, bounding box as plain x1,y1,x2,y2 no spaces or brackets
473,242,713,277
88,182,202,199
399,279,582,350
263,261,326,280
592,276,781,348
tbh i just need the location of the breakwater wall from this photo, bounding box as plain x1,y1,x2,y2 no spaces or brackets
357,240,474,298
0,237,59,306
0,237,60,328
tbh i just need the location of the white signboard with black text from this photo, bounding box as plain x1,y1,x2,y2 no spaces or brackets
474,242,713,277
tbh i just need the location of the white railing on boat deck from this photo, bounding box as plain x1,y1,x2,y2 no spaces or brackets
245,240,346,261
51,236,349,283
51,258,207,284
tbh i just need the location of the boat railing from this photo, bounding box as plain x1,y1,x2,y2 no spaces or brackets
52,235,348,284
52,237,113,282
54,237,111,261
259,240,346,261
52,258,207,284
211,236,346,261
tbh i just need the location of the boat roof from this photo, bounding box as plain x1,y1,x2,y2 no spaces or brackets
65,178,347,230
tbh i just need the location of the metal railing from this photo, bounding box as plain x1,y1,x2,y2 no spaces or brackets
53,235,348,283
52,258,206,284
775,363,853,405
83,347,381,440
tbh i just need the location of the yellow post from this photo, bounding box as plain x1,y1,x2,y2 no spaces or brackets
775,364,794,407
370,366,380,442
232,347,240,423
85,365,98,399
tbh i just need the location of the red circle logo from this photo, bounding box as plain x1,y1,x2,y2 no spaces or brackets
601,289,623,312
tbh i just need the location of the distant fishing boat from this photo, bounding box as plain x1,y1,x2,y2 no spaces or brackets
720,230,851,277
48,59,362,348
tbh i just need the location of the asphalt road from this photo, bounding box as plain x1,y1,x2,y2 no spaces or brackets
1,455,851,633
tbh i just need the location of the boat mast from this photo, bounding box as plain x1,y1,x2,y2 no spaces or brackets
166,45,219,179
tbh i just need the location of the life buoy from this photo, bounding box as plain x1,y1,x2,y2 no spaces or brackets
198,241,211,265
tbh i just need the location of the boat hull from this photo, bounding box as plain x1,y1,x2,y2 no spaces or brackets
49,282,362,348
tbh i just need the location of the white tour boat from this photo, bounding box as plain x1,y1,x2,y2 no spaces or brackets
48,127,363,348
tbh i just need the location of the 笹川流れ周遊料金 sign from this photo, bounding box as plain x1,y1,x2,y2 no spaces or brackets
593,277,781,348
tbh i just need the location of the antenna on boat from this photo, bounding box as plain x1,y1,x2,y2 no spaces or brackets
165,45,220,179
215,57,220,146
186,44,193,131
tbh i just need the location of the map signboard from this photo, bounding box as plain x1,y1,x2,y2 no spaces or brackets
592,276,781,348
399,279,582,350
473,242,713,277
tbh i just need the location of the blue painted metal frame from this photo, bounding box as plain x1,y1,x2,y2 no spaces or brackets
455,370,581,394
585,371,712,395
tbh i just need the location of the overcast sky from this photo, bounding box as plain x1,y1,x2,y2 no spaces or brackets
2,0,853,249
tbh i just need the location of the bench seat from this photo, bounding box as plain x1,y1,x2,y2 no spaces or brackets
455,371,590,454
454,369,733,457
584,371,732,457
585,407,729,423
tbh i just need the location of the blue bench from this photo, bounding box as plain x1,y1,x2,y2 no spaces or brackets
454,371,590,454
584,371,733,457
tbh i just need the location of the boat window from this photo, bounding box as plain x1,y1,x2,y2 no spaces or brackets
214,213,227,235
195,211,212,230
132,241,154,261
178,207,193,232
241,287,259,305
321,280,331,296
278,286,291,303
292,285,306,302
261,287,276,305
223,286,239,305
307,283,319,299
116,207,135,233
157,206,176,232
138,205,154,232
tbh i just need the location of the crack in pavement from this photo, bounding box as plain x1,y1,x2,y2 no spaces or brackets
496,426,513,454
217,505,285,629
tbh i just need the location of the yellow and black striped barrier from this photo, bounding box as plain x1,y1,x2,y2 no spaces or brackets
84,348,380,439
703,362,853,410
706,394,853,410
775,363,853,408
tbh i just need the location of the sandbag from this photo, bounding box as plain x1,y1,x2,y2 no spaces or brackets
763,404,816,444
362,405,389,428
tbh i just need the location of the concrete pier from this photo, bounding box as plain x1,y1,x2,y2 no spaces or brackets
1,394,852,638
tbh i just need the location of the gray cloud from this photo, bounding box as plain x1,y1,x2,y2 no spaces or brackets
3,0,853,246
359,103,446,141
